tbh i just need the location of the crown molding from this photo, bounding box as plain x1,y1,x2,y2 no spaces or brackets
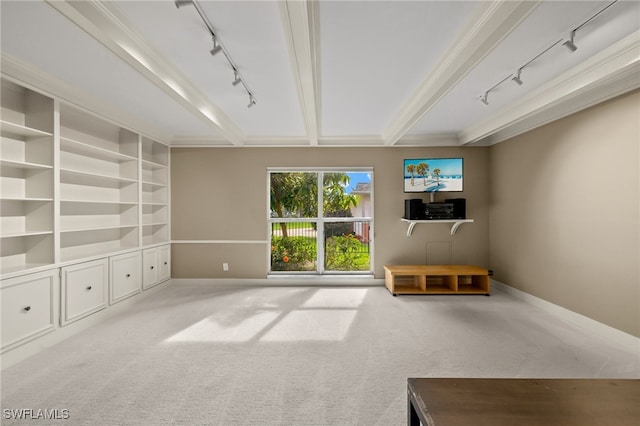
382,0,541,146
459,30,640,146
1,53,171,143
279,0,320,145
44,0,244,145
395,134,460,147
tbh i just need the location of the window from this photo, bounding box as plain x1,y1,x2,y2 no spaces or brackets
268,169,373,274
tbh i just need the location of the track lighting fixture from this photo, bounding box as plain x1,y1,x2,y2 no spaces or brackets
562,31,578,52
232,70,242,86
512,69,523,86
210,37,222,56
474,0,618,107
175,0,256,107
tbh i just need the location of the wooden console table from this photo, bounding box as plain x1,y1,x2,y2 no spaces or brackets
408,378,640,426
384,265,489,296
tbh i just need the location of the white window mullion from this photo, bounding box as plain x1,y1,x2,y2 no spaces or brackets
317,172,325,274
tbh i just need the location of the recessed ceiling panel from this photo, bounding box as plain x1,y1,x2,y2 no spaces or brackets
319,0,478,137
408,0,640,135
0,0,220,140
115,0,306,138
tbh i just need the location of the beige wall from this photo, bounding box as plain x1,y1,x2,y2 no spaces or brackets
171,147,490,278
489,90,640,337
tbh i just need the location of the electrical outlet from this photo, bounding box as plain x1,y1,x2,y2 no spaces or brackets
223,262,229,271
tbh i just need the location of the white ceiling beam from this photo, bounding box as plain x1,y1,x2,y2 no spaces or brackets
459,30,640,146
382,0,541,146
279,0,320,146
44,0,245,145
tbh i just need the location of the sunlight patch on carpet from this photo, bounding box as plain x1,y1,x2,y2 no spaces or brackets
260,310,358,341
165,311,281,342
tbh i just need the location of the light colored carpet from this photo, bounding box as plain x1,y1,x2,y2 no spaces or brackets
1,282,639,425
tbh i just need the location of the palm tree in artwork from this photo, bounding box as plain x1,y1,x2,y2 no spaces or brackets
416,162,429,186
406,164,416,186
433,168,441,186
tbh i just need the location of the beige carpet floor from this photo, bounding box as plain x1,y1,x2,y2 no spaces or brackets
1,282,638,425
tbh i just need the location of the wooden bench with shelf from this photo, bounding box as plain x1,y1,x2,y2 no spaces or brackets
384,265,490,296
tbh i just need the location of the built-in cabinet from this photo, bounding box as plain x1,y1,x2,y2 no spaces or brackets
60,258,108,326
143,245,170,290
1,269,58,353
0,76,171,358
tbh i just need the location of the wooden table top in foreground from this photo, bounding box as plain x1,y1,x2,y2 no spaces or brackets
408,378,640,426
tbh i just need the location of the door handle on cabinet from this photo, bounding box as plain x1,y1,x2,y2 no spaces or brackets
86,285,92,290
23,306,31,312
126,274,131,278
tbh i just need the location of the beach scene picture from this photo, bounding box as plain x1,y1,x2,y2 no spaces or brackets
404,158,463,192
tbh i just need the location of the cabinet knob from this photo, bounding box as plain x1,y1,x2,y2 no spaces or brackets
164,262,168,265
126,273,131,278
150,266,154,270
23,306,31,312
86,285,92,291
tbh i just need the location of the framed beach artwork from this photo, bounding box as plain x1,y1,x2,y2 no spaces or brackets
404,158,463,193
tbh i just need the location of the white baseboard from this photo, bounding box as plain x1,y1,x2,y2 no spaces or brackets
171,276,384,287
491,279,640,353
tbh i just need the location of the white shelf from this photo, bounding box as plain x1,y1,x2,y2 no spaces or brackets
61,225,138,234
1,231,54,239
0,120,53,138
0,159,53,171
1,197,54,202
60,199,138,206
60,136,137,163
60,168,137,187
401,218,474,236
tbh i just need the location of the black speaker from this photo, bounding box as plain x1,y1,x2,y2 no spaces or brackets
404,199,425,220
445,198,466,219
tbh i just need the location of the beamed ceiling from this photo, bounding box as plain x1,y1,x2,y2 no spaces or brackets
1,0,639,147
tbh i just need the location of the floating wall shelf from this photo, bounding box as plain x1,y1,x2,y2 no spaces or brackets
401,218,474,236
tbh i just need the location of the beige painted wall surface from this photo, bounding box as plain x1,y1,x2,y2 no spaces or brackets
171,147,489,279
489,90,640,337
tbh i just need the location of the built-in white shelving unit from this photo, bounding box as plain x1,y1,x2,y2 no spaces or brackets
0,77,170,276
59,104,140,262
141,136,169,247
1,76,172,365
1,79,55,275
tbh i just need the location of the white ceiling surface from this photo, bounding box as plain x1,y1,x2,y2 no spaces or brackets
1,1,639,147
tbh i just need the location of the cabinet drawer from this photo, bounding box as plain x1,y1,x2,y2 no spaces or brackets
110,251,141,305
142,248,158,290
158,245,170,282
61,258,108,326
1,269,57,352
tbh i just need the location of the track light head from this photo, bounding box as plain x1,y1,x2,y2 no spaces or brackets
480,92,489,106
248,95,256,108
174,0,192,8
232,70,242,86
563,31,577,52
210,44,222,56
512,69,523,86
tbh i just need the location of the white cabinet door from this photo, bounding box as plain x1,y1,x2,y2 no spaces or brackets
158,245,170,283
1,269,58,352
110,251,141,305
142,248,158,290
61,258,108,325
